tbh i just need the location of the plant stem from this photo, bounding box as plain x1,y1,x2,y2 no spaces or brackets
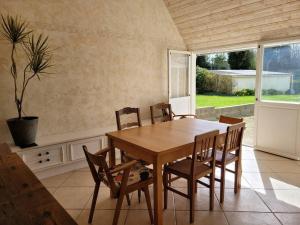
10,43,22,119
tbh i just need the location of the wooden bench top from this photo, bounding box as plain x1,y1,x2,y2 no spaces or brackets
0,143,77,225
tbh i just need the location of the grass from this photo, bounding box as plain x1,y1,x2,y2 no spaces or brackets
197,94,300,108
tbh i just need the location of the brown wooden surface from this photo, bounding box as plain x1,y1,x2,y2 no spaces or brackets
0,143,77,225
106,118,229,225
0,143,12,156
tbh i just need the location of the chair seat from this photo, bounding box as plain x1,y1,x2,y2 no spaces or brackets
113,162,152,186
215,150,237,164
165,158,211,179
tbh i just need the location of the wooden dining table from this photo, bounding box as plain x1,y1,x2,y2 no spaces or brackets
106,118,228,225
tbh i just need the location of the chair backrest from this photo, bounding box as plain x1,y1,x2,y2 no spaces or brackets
219,115,243,124
224,122,245,155
191,130,219,176
150,103,173,124
115,107,142,130
82,145,119,197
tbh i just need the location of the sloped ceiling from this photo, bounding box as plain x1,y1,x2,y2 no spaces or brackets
164,0,300,51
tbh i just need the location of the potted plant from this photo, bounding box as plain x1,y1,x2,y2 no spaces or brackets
1,15,53,147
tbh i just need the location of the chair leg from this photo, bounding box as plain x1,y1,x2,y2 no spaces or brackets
209,172,215,210
234,160,241,194
126,193,131,206
88,183,100,224
138,189,141,203
163,171,168,210
189,180,195,224
143,187,154,225
220,166,226,204
112,192,125,225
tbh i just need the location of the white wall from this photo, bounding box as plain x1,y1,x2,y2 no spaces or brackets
232,75,291,92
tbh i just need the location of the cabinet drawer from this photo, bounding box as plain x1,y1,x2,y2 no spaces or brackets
21,144,65,170
69,137,102,161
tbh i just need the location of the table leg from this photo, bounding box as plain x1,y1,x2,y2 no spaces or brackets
153,158,163,225
108,137,116,167
108,137,116,198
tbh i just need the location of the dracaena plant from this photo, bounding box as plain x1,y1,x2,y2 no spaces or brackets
0,14,52,119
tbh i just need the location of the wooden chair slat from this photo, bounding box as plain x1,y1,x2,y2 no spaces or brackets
163,130,219,223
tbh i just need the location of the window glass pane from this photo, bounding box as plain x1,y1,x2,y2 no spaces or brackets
170,53,189,98
262,43,300,103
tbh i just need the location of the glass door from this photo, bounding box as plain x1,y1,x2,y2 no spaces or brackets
168,50,195,115
254,41,300,159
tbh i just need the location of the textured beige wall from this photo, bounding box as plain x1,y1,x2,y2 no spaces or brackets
0,0,186,143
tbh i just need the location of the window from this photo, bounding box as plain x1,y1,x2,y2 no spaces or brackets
261,42,300,103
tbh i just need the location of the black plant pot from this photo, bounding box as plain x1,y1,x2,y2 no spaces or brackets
7,116,38,148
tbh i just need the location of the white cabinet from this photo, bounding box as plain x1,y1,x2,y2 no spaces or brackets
14,135,109,178
19,144,65,170
68,137,102,161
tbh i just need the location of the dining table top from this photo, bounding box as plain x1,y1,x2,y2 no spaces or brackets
106,118,228,155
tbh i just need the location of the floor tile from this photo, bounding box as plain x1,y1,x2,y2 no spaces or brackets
243,172,297,189
130,186,174,210
54,187,93,209
76,209,127,225
212,169,251,189
46,187,57,195
263,161,300,173
40,171,73,188
225,212,281,225
170,178,187,188
85,187,131,210
66,209,82,220
256,189,300,212
275,213,300,225
61,171,94,187
240,160,273,173
176,211,229,225
275,173,300,188
216,189,270,212
173,188,221,211
125,210,175,225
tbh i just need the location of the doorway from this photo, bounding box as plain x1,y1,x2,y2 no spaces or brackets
195,48,257,146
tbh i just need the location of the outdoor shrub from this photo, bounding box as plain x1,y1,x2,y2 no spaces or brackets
196,67,217,94
234,89,255,96
216,76,233,94
262,89,284,95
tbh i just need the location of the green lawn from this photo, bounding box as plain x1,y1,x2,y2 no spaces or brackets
197,94,300,108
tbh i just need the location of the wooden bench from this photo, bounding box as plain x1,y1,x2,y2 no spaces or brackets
0,143,77,225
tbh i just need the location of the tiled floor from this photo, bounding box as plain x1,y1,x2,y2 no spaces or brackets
41,146,300,225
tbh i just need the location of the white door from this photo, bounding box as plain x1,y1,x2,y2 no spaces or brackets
168,50,196,115
254,41,300,160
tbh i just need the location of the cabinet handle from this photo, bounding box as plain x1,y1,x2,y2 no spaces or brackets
39,160,42,164
38,153,42,157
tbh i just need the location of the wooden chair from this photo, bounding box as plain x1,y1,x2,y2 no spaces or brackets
150,103,196,124
115,107,142,162
115,107,143,202
214,122,245,204
219,115,243,124
163,130,219,223
150,103,173,124
83,145,153,225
